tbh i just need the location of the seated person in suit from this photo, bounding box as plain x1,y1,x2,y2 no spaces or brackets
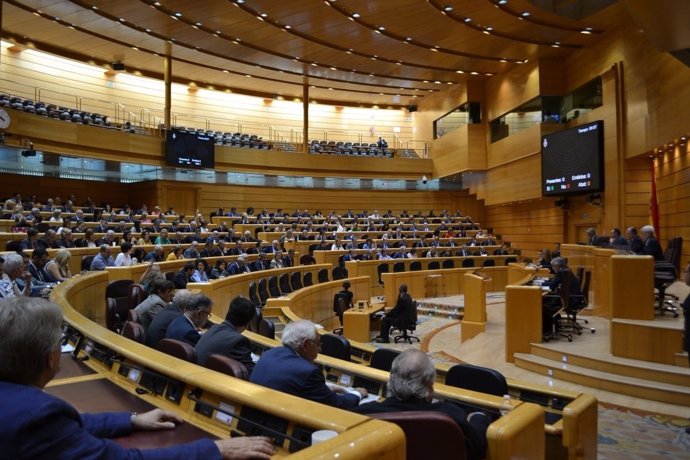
90,244,115,271
226,257,251,275
252,252,269,271
354,349,490,460
376,284,414,343
134,279,175,331
640,225,664,261
609,227,628,247
145,290,194,348
333,280,354,325
542,257,582,335
165,294,213,346
0,296,275,460
250,320,368,409
173,263,196,289
195,296,257,375
626,227,644,254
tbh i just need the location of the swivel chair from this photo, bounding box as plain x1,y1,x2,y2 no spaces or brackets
444,363,508,397
156,338,197,363
204,354,249,380
320,333,351,362
393,301,420,344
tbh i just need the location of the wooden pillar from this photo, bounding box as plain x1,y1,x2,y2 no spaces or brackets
302,76,309,153
163,52,172,130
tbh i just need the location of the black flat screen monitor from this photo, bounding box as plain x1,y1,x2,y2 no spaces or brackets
166,131,215,169
541,120,604,196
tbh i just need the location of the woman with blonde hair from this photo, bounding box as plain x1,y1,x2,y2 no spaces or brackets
45,248,73,282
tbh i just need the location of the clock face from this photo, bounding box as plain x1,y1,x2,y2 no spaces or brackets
0,108,10,129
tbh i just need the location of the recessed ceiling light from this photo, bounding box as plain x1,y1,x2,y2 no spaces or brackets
260,12,268,17
456,70,464,73
444,6,453,12
405,37,412,41
174,12,182,17
352,13,360,18
378,26,385,31
521,12,530,17
470,71,478,75
284,25,291,29
464,17,472,23
499,0,508,4
195,22,202,26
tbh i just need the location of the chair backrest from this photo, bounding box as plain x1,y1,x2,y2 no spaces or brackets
105,297,119,332
482,258,495,267
122,321,145,343
106,279,134,299
268,275,281,297
248,307,263,333
393,262,405,272
409,261,422,271
368,411,466,460
299,254,315,265
320,333,352,361
664,236,683,273
462,258,475,267
204,354,249,380
258,278,269,304
505,256,518,264
6,240,21,252
369,348,401,372
290,271,303,290
248,282,261,307
442,259,455,269
279,273,292,293
128,283,146,309
156,338,197,363
444,363,508,397
164,271,176,282
81,255,95,271
332,266,347,280
303,272,313,286
258,318,275,340
317,268,329,283
581,270,592,305
428,260,440,270
127,308,141,324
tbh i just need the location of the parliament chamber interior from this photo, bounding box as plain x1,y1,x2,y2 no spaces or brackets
1,0,689,458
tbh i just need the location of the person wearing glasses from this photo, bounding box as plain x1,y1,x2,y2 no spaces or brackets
250,320,368,409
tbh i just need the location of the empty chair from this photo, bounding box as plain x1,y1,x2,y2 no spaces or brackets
428,261,440,270
320,333,351,361
377,263,389,286
442,259,455,269
204,354,249,380
258,318,275,340
290,271,303,290
481,259,496,267
444,363,508,397
409,261,422,271
303,272,314,287
248,282,261,307
317,268,329,283
257,278,269,305
106,279,133,331
393,262,405,273
279,273,292,294
81,255,95,272
247,307,263,334
332,266,348,280
156,338,197,363
368,411,467,460
128,284,146,309
122,321,145,343
369,348,401,372
462,258,475,268
268,275,281,297
299,254,315,265
105,298,120,332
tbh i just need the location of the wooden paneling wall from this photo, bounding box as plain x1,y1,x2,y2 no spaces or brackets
656,144,690,268
485,199,564,259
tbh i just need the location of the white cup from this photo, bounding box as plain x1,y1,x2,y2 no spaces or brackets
311,430,338,445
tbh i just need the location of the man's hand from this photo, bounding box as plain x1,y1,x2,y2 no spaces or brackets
214,436,276,459
354,387,369,398
131,409,183,431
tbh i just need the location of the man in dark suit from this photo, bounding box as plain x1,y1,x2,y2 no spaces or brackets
376,284,414,343
173,263,196,289
354,349,490,460
20,227,39,251
251,320,367,409
0,296,275,459
626,227,644,254
609,228,628,247
27,248,51,283
640,225,664,261
165,294,213,346
252,252,269,271
144,290,195,348
195,296,257,374
226,257,251,276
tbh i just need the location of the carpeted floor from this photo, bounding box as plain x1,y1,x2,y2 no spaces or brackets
365,308,690,458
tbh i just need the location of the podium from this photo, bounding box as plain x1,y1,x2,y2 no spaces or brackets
461,273,489,343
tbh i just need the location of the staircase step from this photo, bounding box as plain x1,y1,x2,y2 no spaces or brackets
529,343,690,387
514,353,690,406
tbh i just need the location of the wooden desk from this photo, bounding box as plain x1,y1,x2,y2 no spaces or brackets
505,285,543,363
343,302,385,343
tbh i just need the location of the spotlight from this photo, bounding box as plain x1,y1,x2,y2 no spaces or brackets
555,198,569,209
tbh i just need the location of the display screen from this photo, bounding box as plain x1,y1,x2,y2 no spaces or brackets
541,120,604,196
166,131,215,169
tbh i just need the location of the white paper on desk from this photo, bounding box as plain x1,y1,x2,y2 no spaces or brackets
61,343,75,353
358,394,379,405
251,352,260,363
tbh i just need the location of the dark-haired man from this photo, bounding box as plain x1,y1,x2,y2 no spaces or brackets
195,296,257,375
